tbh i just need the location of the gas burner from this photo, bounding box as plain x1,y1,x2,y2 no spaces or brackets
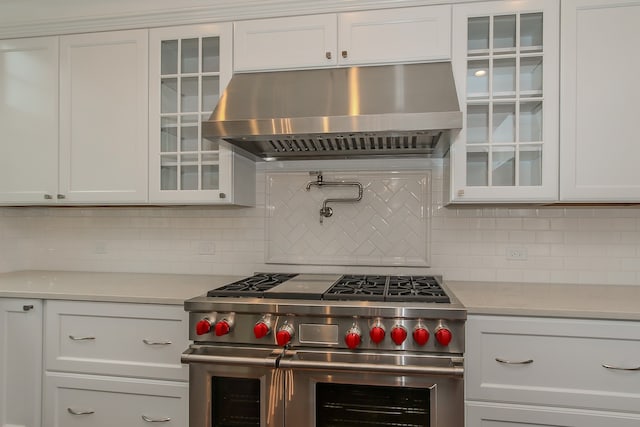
207,273,298,297
323,275,387,301
386,276,450,303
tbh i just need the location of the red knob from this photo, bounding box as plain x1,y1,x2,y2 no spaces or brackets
345,332,361,349
253,322,270,339
214,320,231,336
196,319,212,335
276,330,292,347
413,327,430,346
369,326,386,344
435,327,452,346
390,326,407,345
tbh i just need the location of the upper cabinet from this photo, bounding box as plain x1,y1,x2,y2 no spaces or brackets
0,37,59,204
59,30,149,203
148,23,255,205
233,5,451,72
560,0,640,202
448,0,560,204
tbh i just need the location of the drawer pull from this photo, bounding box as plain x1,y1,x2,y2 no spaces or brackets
496,357,534,365
602,363,640,371
68,408,95,415
143,339,172,346
69,335,96,341
142,415,171,422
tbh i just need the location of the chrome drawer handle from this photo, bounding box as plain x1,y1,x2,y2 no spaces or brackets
69,335,96,341
143,339,172,346
496,357,534,365
602,363,640,371
142,415,171,422
68,408,95,415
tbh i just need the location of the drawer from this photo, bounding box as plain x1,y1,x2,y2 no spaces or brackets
466,315,640,413
45,300,189,381
467,402,640,427
43,372,187,427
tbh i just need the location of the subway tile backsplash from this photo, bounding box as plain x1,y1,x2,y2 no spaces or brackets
1,161,639,285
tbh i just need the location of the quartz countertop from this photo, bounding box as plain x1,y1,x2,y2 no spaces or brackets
446,281,640,321
1,271,639,320
0,270,242,305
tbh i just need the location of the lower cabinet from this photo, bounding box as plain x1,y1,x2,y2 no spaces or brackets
0,299,42,427
42,300,190,427
466,315,640,426
44,373,187,427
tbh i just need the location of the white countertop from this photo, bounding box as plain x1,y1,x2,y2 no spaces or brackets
1,271,639,320
0,270,242,305
447,281,640,321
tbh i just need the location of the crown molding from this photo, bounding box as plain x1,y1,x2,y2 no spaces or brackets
0,0,478,39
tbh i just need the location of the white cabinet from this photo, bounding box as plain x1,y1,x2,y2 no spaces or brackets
43,300,190,427
44,373,187,427
560,0,640,202
0,37,59,204
59,29,149,203
233,5,451,72
448,0,559,204
466,315,640,425
0,299,42,427
149,23,255,205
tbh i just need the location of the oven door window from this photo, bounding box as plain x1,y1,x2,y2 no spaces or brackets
212,377,260,427
316,383,430,427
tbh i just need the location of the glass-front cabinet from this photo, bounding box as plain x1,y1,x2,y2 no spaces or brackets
449,0,559,203
149,23,255,205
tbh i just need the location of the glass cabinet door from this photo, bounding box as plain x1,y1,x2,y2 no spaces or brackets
149,24,233,203
451,0,558,203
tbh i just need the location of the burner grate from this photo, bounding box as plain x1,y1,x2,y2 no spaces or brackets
207,273,298,297
386,276,450,303
322,275,388,301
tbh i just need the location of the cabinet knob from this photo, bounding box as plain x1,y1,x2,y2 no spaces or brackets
57,194,66,199
23,305,34,311
341,50,348,59
326,51,332,60
219,192,226,199
44,194,53,200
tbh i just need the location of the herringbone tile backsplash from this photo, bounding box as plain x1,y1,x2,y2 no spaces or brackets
265,171,430,267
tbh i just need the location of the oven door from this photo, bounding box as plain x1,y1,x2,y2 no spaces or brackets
182,345,284,427
279,349,464,427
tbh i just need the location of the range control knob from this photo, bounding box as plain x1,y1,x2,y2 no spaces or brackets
390,325,408,345
413,325,430,346
253,322,271,339
195,318,213,335
276,323,295,347
214,319,232,336
369,321,386,344
435,325,453,346
344,325,362,349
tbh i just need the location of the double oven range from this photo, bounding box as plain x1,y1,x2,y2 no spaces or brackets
182,273,466,427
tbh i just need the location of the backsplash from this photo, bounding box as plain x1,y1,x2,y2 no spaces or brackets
265,171,430,267
1,159,640,285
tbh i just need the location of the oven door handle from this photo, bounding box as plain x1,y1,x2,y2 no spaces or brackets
279,358,464,377
181,347,279,367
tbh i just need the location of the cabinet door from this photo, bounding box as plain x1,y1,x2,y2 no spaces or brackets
0,299,42,427
449,0,559,203
338,5,451,65
234,14,337,71
560,0,640,202
467,402,640,427
148,23,252,204
59,30,148,203
0,37,58,204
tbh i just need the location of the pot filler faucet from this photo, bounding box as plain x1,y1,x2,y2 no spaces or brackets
306,171,363,224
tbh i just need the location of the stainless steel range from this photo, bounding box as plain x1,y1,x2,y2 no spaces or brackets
182,273,466,427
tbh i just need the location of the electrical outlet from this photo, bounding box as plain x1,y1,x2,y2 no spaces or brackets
506,247,528,260
94,241,107,254
198,241,216,255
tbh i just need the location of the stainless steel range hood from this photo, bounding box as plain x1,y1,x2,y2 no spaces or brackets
203,62,462,160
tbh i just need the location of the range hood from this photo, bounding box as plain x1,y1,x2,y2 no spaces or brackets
203,62,462,160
